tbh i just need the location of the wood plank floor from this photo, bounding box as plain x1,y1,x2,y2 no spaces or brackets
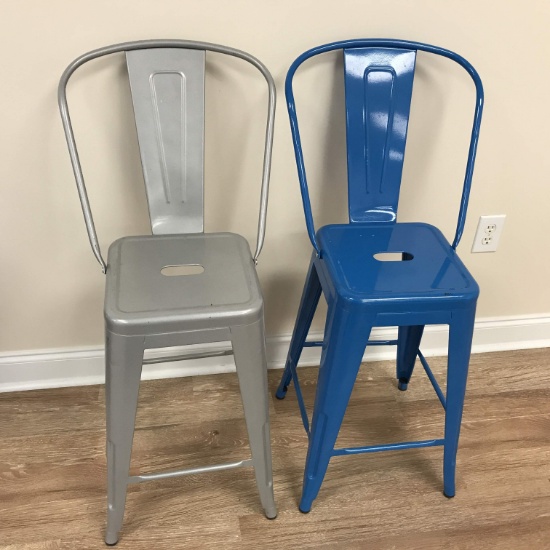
0,348,549,549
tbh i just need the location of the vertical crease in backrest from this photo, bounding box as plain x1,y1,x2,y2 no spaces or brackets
149,71,187,204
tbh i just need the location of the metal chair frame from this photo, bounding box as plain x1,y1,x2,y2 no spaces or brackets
276,39,484,513
59,39,277,545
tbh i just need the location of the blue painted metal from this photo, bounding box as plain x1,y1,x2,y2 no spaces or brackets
290,357,311,436
277,39,483,513
396,325,424,390
276,253,322,402
367,339,398,346
303,341,324,347
418,350,446,409
332,438,445,456
304,339,398,348
344,48,416,224
284,39,484,256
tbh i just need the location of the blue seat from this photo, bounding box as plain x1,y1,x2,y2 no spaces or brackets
276,39,484,513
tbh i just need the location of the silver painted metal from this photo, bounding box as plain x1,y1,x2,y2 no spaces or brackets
59,41,277,546
104,233,263,335
58,39,276,272
126,49,206,235
142,348,233,365
128,459,253,484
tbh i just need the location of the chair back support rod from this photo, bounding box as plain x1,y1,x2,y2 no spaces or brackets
285,39,484,256
59,39,276,272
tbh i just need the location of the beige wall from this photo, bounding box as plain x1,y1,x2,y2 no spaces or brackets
1,1,549,353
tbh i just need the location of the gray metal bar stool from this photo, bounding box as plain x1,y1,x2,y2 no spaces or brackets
58,39,277,546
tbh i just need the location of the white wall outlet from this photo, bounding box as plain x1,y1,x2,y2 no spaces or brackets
471,215,506,253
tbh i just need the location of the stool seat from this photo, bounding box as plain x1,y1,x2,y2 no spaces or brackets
317,223,478,304
105,233,263,335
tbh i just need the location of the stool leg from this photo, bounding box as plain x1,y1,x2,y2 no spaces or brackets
443,306,476,498
396,325,424,391
231,319,277,519
299,305,371,513
105,331,144,546
276,254,322,399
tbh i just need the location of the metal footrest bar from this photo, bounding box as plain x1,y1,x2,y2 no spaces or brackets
417,349,446,409
332,438,445,457
303,339,398,348
303,341,323,347
128,458,253,484
143,349,233,365
367,339,399,346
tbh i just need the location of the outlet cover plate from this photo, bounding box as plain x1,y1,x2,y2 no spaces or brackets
472,215,506,253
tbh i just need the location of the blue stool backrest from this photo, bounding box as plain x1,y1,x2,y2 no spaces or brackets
344,48,416,224
285,39,484,257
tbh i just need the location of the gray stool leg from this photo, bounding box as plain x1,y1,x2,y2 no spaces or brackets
105,330,144,545
231,319,277,519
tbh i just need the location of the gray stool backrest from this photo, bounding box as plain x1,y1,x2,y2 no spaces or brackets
59,40,276,273
127,49,205,235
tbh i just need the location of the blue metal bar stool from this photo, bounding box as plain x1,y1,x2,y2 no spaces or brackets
276,39,484,513
59,39,277,545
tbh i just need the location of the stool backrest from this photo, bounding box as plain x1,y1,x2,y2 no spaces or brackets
59,40,276,273
285,39,483,256
126,48,206,236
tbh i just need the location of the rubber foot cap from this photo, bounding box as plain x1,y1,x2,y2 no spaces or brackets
275,388,288,400
105,533,119,546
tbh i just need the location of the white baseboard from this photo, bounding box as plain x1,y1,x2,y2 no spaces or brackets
1,314,549,393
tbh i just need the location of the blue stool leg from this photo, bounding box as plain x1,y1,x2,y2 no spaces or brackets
396,325,424,390
443,306,476,498
276,255,322,399
299,305,371,512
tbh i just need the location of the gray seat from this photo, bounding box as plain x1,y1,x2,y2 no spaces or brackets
106,233,263,334
58,39,277,546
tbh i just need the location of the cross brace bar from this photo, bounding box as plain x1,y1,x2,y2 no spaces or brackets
128,458,253,484
332,438,445,456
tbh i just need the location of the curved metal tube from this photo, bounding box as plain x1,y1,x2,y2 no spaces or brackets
58,39,276,272
285,39,484,255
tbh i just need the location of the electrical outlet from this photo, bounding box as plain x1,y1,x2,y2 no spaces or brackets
472,215,506,253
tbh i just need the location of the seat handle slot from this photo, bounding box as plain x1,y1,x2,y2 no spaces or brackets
160,264,205,276
373,252,414,262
